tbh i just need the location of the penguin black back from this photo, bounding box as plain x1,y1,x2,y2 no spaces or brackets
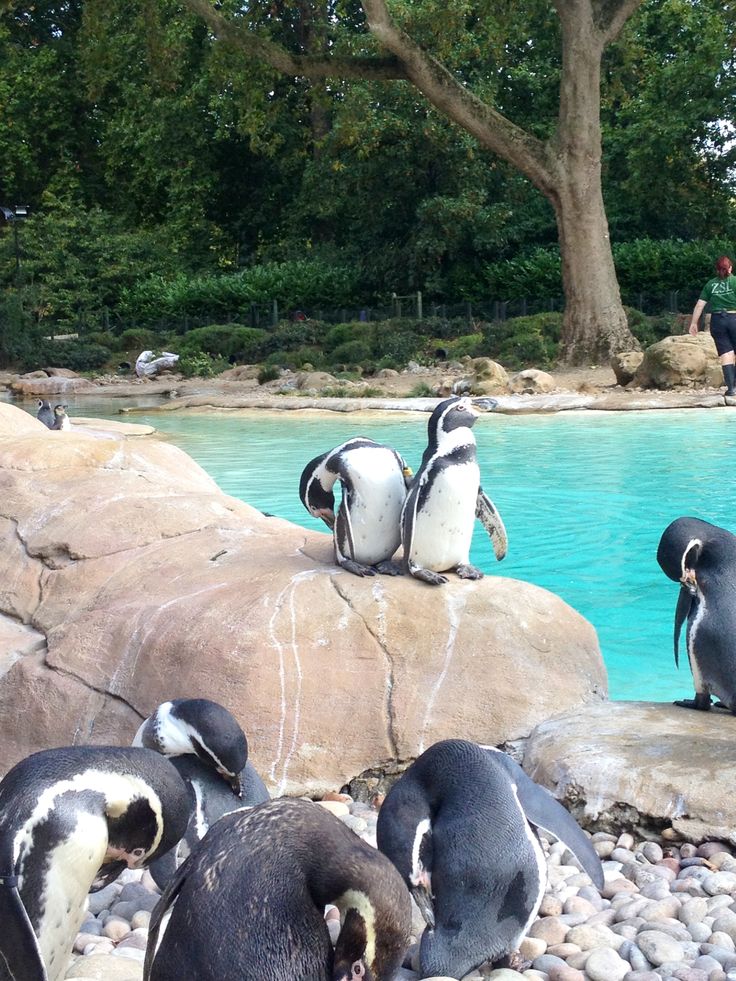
145,797,411,981
0,746,189,981
377,739,602,979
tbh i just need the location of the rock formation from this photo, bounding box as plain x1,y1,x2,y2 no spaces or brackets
0,401,606,795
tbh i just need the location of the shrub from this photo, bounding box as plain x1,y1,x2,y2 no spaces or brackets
178,352,227,378
443,333,485,360
118,327,159,351
30,341,112,373
482,312,562,369
330,340,373,366
258,365,281,384
180,324,269,363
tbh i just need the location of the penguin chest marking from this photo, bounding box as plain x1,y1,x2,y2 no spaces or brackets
687,590,708,694
32,810,109,981
511,784,548,943
411,461,479,571
339,460,405,564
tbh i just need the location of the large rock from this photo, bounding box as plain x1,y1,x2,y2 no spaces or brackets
610,351,644,386
11,376,97,396
0,402,606,794
507,369,556,394
524,701,736,843
634,333,722,389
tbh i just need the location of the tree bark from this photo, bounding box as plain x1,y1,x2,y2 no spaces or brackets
183,0,645,364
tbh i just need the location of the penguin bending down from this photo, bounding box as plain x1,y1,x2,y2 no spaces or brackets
300,436,412,576
0,746,189,981
657,516,736,712
401,396,507,585
51,404,70,431
144,797,412,981
132,698,269,888
36,399,55,429
376,739,603,980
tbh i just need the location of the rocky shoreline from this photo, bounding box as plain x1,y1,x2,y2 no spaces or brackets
66,795,736,981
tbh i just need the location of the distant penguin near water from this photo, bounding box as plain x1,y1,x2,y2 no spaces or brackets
376,739,603,979
0,746,189,981
133,698,269,887
300,436,412,576
51,403,71,430
657,516,736,712
401,396,507,584
36,398,55,429
144,797,412,981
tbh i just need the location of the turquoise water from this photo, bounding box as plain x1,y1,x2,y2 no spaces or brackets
16,396,736,701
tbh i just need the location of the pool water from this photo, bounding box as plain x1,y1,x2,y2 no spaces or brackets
21,397,736,702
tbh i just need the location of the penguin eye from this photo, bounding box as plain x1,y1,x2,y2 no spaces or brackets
131,847,146,860
351,962,365,978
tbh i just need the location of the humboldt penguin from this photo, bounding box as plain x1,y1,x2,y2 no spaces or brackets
144,797,411,981
36,399,55,429
657,515,736,712
51,404,70,430
376,739,603,979
300,436,412,576
132,698,269,887
0,746,189,981
401,396,507,584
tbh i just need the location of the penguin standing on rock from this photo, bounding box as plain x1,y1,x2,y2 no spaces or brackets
300,436,412,576
376,739,603,980
132,698,269,887
0,746,189,981
657,516,736,712
51,404,71,430
36,399,54,429
144,797,412,981
401,396,507,585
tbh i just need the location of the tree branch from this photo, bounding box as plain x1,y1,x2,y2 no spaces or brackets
183,0,407,80
360,0,556,195
593,0,646,45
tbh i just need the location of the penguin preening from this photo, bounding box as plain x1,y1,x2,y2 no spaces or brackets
300,436,412,577
144,797,412,981
401,396,507,585
132,698,269,887
376,739,603,979
657,516,736,712
51,404,70,431
36,399,55,429
0,746,189,981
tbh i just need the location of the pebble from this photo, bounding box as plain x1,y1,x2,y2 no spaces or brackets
63,800,736,981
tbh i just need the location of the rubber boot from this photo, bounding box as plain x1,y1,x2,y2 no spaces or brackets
723,363,736,397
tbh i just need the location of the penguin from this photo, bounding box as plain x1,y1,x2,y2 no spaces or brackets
376,739,603,979
400,396,507,585
51,404,70,431
144,797,412,981
300,436,413,576
657,516,736,712
132,698,269,887
0,745,189,981
36,399,55,429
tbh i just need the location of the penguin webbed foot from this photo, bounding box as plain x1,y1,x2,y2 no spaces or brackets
373,560,404,576
338,558,377,577
409,566,448,586
455,563,484,580
674,693,711,711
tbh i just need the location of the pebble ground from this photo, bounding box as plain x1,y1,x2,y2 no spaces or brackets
65,797,736,981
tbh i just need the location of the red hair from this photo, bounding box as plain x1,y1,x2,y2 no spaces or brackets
715,255,733,279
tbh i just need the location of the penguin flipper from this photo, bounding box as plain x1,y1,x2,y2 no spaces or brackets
144,858,191,980
0,876,48,980
674,586,693,670
476,489,508,561
334,505,375,577
489,752,604,890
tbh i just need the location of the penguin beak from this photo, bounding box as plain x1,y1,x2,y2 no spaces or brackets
313,507,335,529
91,861,127,891
471,397,499,411
226,773,242,797
679,569,697,595
411,883,435,929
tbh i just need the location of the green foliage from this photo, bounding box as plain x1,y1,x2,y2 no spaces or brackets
20,340,112,374
409,382,436,397
330,340,373,366
178,352,227,379
482,313,563,369
258,364,281,384
119,327,159,350
179,324,269,362
442,333,485,360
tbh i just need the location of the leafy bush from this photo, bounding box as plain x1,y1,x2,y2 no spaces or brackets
180,324,269,362
258,365,281,384
118,327,159,350
178,352,227,378
442,333,485,360
33,341,112,373
482,313,562,369
330,340,373,366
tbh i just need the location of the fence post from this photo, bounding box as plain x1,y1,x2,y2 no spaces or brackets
417,291,423,321
272,300,279,327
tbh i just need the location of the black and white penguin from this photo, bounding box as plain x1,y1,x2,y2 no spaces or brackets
51,404,71,431
657,516,736,712
400,396,507,584
0,746,189,981
132,698,269,887
376,739,603,979
300,436,412,576
144,797,411,981
36,398,55,429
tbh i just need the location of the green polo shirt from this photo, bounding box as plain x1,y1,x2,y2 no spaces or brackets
700,275,736,312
